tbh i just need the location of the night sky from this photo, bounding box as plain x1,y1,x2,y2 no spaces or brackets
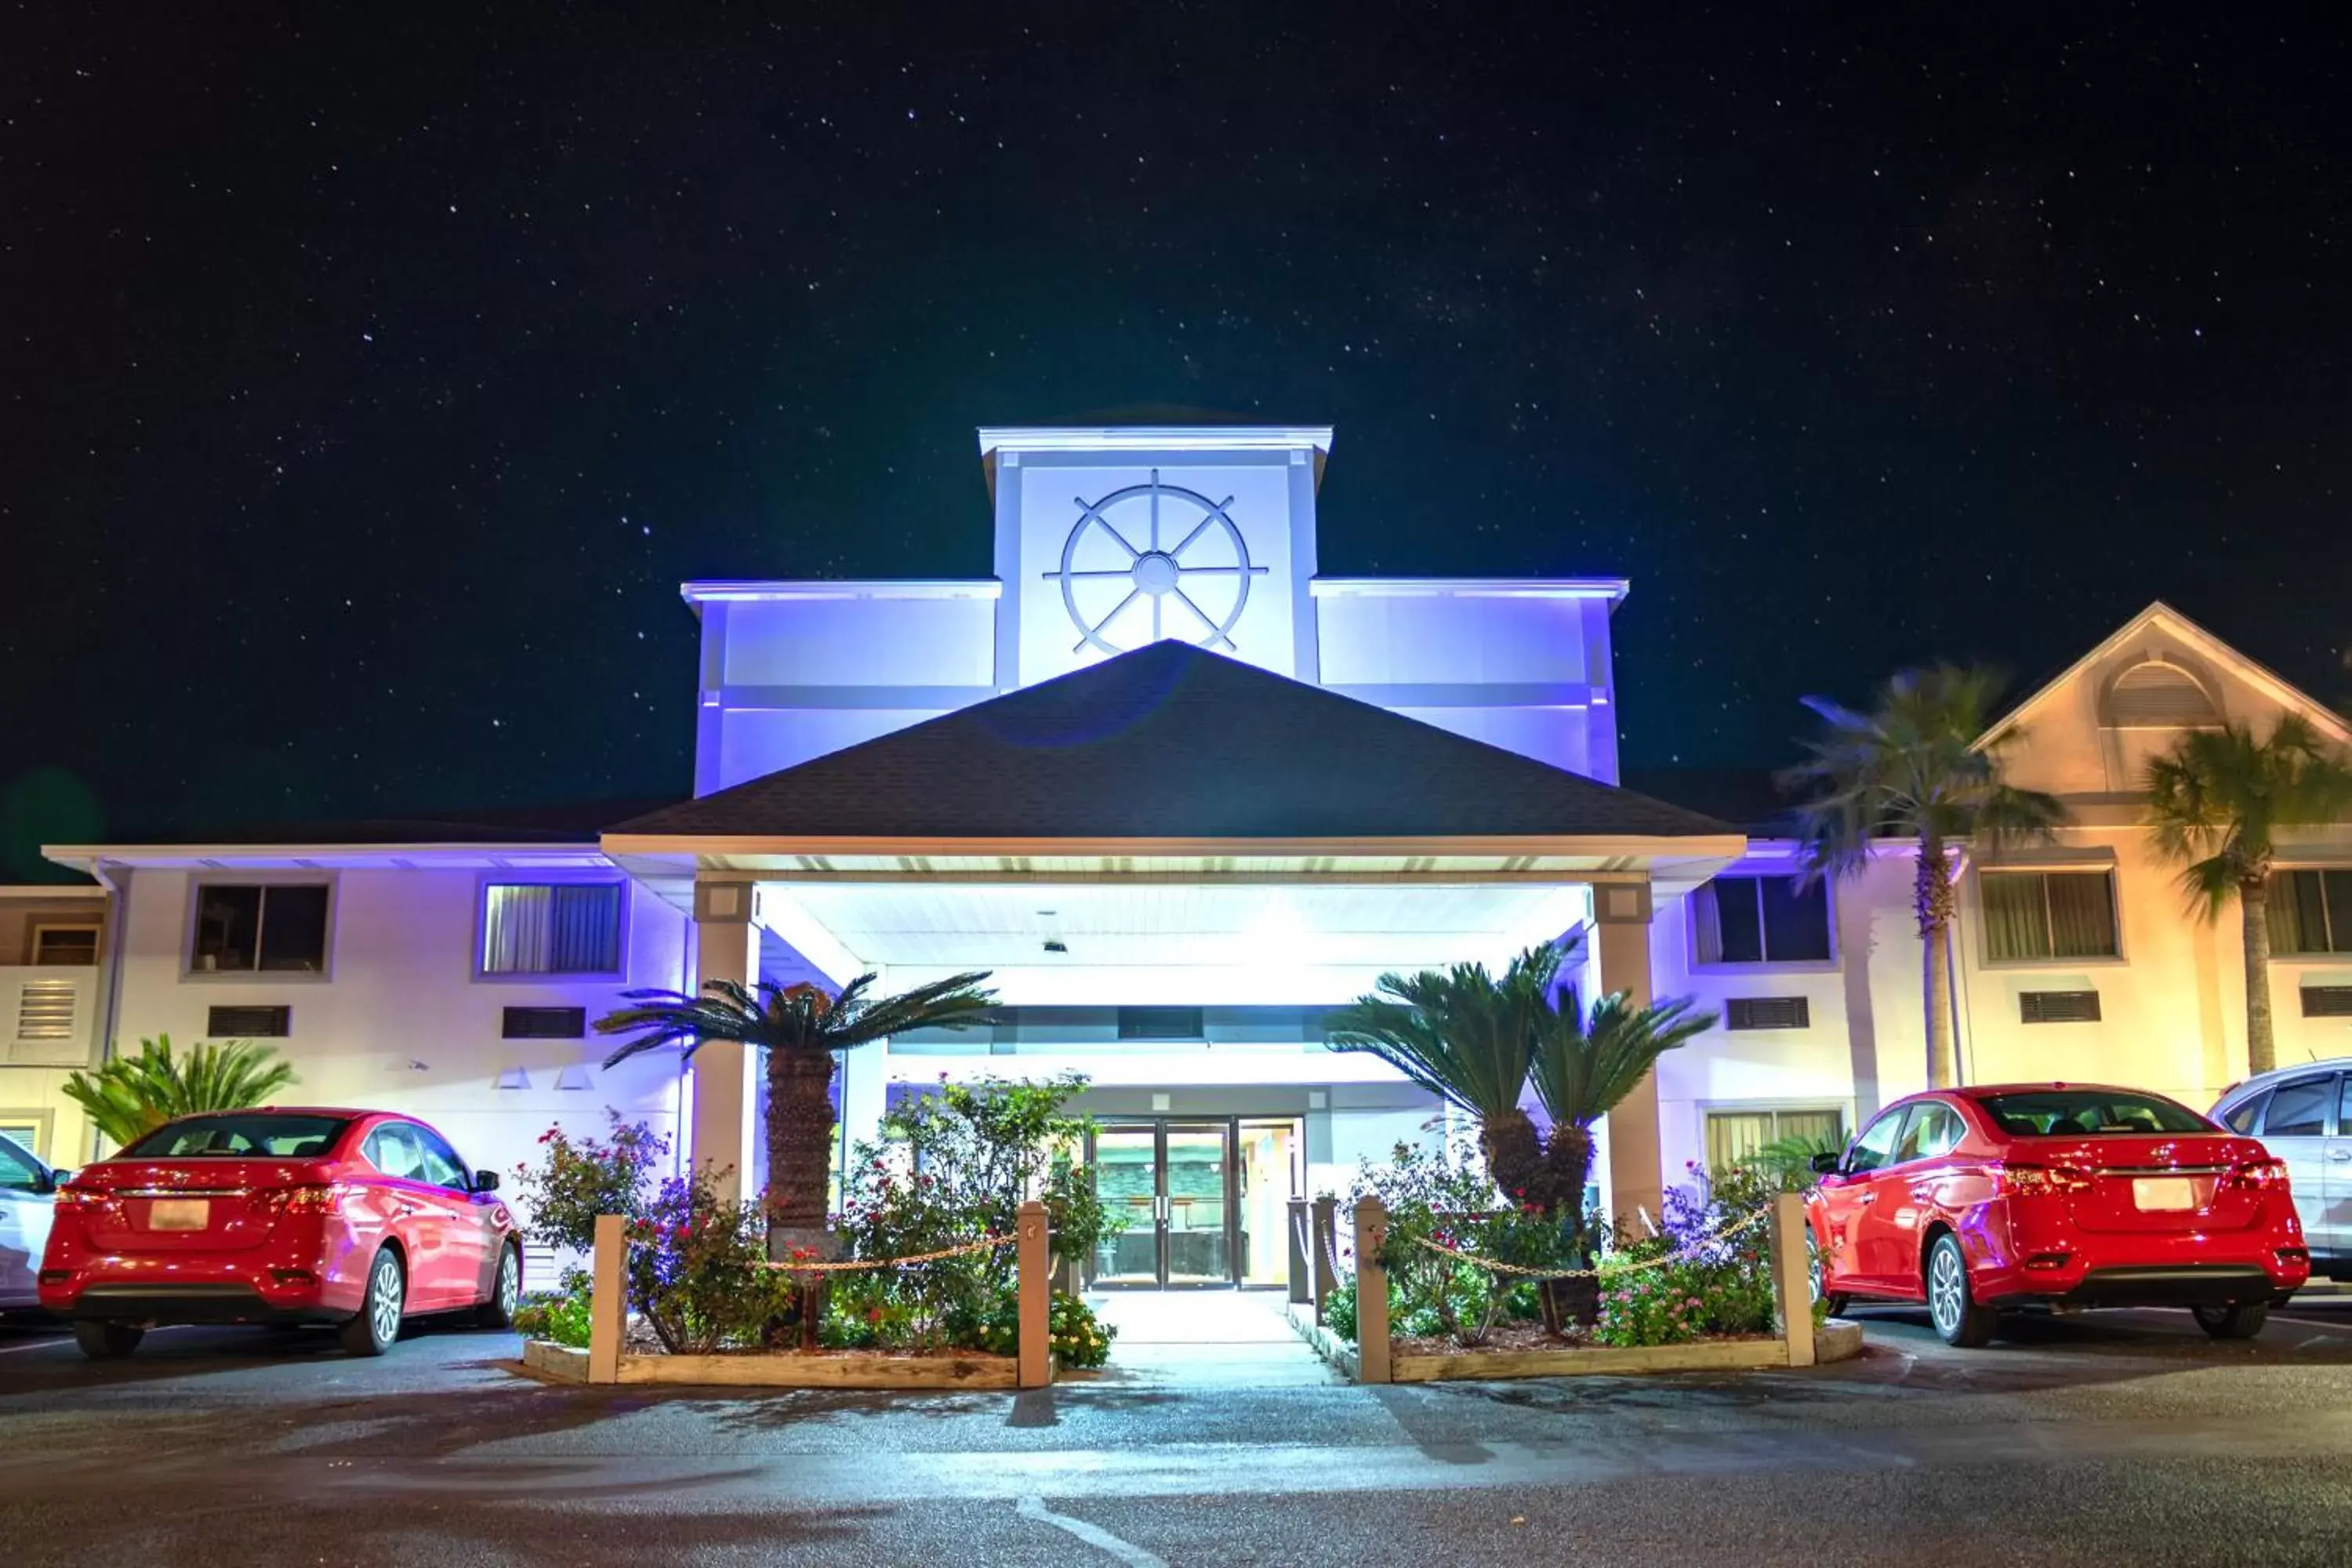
5,7,2349,877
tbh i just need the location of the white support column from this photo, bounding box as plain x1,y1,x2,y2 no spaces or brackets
1594,879,1663,1236
690,878,761,1207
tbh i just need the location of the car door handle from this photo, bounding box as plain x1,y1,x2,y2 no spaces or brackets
1854,1192,1876,1206
2329,1149,2352,1163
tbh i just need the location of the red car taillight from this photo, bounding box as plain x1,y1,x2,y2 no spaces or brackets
262,1184,347,1214
2228,1159,2291,1192
51,1185,100,1208
1996,1163,2096,1196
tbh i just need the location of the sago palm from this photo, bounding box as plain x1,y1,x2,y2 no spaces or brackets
1328,946,1560,1208
62,1034,299,1149
596,971,996,1240
2143,713,2352,1076
1782,665,2067,1088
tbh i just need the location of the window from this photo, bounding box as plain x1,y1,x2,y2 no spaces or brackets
207,1004,291,1038
2221,1091,2268,1134
1978,1089,2211,1137
1691,877,1831,964
2020,990,2102,1024
2259,1076,2335,1139
122,1112,349,1158
1725,996,1811,1031
31,925,99,967
2270,870,2352,956
1980,871,2119,961
191,884,330,974
1703,1107,1845,1174
0,1132,44,1191
503,1005,588,1040
412,1124,476,1191
1117,1007,1204,1040
481,883,624,975
1843,1107,1907,1175
1893,1102,1965,1164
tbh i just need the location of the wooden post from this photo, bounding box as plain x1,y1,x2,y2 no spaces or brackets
1770,1190,1816,1368
587,1213,626,1385
1287,1197,1312,1305
1311,1194,1338,1324
1017,1198,1051,1388
1353,1195,1391,1385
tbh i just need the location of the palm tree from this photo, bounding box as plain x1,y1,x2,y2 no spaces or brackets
62,1034,299,1148
1327,946,1559,1208
1783,666,2067,1088
2143,714,2352,1076
596,972,997,1241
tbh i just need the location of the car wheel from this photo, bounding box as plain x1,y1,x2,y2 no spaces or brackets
339,1247,405,1357
72,1321,143,1359
1806,1225,1850,1316
2192,1301,2268,1340
1925,1232,1997,1348
476,1244,521,1330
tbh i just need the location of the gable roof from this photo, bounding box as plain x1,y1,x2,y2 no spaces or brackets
610,641,1733,845
1980,601,2351,748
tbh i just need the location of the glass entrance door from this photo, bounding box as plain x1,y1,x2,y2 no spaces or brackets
1089,1120,1240,1288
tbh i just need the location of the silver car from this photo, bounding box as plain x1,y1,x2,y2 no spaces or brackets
2212,1060,2352,1280
0,1131,63,1311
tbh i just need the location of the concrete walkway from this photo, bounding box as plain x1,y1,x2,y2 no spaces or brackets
1083,1288,1341,1387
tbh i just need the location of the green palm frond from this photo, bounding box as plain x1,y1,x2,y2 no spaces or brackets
1780,664,2067,884
2143,715,2352,918
62,1034,299,1148
595,971,997,1069
1530,991,1715,1131
1327,946,1562,1120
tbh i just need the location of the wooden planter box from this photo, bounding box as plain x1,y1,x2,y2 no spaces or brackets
521,1338,1026,1389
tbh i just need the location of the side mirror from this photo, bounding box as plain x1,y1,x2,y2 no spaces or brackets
471,1170,501,1193
44,1167,74,1192
1809,1151,1842,1176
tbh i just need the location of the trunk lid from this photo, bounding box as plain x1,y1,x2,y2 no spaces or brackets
69,1159,332,1252
2026,1134,2273,1235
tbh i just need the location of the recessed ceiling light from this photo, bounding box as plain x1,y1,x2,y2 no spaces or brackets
1042,939,1069,954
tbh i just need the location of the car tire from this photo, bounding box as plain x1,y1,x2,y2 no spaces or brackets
1806,1225,1850,1316
339,1246,405,1357
1925,1232,1997,1348
72,1321,143,1359
2192,1301,2268,1340
476,1244,521,1330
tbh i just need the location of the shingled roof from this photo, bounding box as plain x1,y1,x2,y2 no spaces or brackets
610,641,1733,843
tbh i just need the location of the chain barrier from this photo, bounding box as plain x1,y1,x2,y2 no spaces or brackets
755,1235,1015,1275
1394,1206,1769,1283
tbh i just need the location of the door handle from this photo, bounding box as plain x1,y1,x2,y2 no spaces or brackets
1855,1192,1877,1206
2329,1149,2352,1163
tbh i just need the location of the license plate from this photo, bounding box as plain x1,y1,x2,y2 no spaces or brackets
2132,1177,2197,1211
148,1198,211,1231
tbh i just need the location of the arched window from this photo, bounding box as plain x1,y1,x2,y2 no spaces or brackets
2101,659,2220,729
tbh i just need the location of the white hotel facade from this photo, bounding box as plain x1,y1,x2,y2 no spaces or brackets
16,424,2352,1288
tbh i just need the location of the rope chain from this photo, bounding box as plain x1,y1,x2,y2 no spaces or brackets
1393,1205,1770,1283
755,1234,1016,1275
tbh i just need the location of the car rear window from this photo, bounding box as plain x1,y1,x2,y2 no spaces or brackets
1977,1091,2211,1138
119,1113,351,1159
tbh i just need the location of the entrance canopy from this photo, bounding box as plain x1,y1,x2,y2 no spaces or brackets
605,641,1743,1003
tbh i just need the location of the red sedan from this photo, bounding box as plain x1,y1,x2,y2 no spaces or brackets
38,1107,521,1360
1807,1083,2308,1346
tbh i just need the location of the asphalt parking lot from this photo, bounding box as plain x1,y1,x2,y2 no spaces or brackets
7,1296,2352,1566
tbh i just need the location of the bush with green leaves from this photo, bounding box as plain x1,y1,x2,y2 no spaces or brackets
512,1269,595,1348
510,1113,671,1255
63,1035,297,1147
1347,1138,1574,1348
1588,1160,1818,1348
626,1168,797,1354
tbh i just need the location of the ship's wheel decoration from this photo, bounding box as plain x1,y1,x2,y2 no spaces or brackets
1047,470,1268,654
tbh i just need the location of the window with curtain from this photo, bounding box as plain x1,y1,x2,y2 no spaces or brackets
481,883,624,975
1703,1106,1846,1174
1980,871,2118,962
1690,876,1832,964
2269,869,2352,955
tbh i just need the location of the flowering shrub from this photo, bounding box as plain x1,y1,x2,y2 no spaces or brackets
626,1167,796,1354
1588,1159,1807,1348
1348,1138,1574,1347
510,1113,670,1254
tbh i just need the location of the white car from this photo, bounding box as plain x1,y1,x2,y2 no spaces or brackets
1,1131,62,1311
2212,1060,2352,1281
